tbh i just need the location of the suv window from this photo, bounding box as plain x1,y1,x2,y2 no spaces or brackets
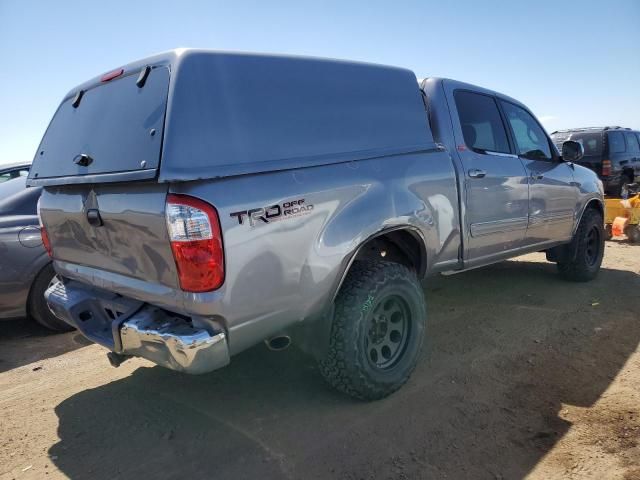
608,131,626,153
500,101,552,160
454,91,510,154
624,132,639,153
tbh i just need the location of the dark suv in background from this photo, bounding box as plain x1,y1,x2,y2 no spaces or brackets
551,126,640,197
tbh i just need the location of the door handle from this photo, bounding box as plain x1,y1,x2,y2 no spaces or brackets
86,208,103,227
468,169,486,178
530,172,544,180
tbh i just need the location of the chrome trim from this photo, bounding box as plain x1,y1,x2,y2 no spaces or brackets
45,280,230,375
469,216,528,237
120,308,230,375
484,151,519,158
528,211,575,226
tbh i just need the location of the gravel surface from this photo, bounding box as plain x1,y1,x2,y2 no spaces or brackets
1,241,639,479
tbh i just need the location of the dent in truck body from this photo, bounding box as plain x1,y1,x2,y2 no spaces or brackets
168,149,460,354
32,50,604,378
50,149,460,356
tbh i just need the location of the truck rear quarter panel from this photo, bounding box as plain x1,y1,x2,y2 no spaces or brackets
172,149,460,354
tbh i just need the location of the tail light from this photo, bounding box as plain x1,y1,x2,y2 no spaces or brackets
602,160,612,177
165,194,224,292
101,68,124,82
37,198,53,258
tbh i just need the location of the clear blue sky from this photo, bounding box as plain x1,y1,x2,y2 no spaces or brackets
1,0,638,166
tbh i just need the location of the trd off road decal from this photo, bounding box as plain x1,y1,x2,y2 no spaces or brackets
230,198,314,226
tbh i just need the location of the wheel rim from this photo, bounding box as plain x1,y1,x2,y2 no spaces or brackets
585,226,601,266
365,295,411,370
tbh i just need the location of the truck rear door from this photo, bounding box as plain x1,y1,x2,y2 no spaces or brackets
443,83,529,266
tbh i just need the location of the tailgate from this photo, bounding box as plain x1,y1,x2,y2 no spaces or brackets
39,183,178,289
28,66,169,185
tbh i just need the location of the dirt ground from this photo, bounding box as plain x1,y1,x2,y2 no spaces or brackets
1,241,639,480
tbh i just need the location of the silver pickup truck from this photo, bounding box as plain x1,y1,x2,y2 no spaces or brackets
29,49,604,400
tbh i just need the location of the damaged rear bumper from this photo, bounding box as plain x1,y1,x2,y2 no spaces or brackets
45,280,229,374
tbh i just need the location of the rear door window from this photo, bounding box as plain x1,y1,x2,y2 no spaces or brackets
454,91,510,154
500,101,552,160
580,135,602,155
624,132,639,153
608,131,626,153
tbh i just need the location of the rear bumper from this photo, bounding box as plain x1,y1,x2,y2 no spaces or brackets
45,280,229,374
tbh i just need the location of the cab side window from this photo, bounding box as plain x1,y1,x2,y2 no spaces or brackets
500,101,552,160
454,91,510,154
624,132,639,153
608,131,626,153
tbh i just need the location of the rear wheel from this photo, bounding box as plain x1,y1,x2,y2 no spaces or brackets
318,260,426,400
557,208,604,282
29,264,74,332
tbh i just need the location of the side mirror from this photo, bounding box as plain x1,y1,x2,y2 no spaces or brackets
562,140,583,163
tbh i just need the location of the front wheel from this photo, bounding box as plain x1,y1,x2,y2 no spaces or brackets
318,260,426,400
557,208,605,282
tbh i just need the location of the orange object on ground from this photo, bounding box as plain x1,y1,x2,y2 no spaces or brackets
612,216,628,237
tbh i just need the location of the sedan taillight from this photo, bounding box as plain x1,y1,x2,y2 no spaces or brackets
37,198,53,258
165,194,224,292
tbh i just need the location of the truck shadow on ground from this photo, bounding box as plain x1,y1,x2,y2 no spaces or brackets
0,319,89,373
49,257,640,479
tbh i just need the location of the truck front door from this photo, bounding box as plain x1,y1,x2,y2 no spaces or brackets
499,100,578,244
448,87,529,266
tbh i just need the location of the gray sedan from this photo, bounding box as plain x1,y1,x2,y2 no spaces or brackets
0,177,71,331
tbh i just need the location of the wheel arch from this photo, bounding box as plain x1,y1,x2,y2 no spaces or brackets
331,226,427,303
573,197,604,236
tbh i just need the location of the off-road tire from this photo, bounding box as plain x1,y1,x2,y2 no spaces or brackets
28,264,74,332
557,208,604,282
319,260,426,400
